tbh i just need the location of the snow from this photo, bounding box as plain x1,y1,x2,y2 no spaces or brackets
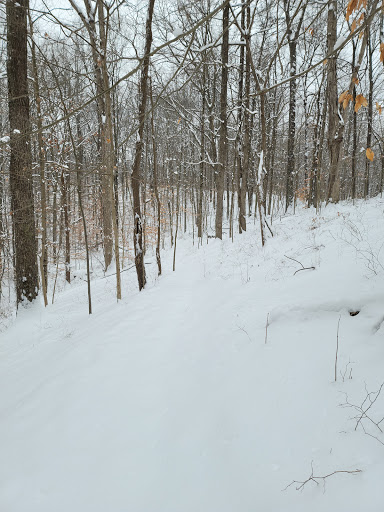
70,0,88,22
334,35,346,51
197,42,215,52
258,149,264,184
2,198,384,511
254,68,263,80
172,27,183,38
230,40,247,46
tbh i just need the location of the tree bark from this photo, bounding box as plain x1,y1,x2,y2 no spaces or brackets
283,0,306,210
98,0,121,298
149,80,162,276
68,0,114,270
215,3,229,240
7,0,39,304
239,0,250,233
29,13,48,305
364,28,373,198
326,0,379,202
351,41,357,200
326,0,342,202
131,0,155,290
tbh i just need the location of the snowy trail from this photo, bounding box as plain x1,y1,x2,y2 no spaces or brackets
2,199,384,511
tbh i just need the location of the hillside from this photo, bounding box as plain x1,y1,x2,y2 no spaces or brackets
1,198,384,511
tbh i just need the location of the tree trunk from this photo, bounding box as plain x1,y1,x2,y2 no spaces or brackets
198,67,206,239
29,14,48,305
215,3,229,240
131,0,155,290
7,0,39,304
98,0,121,298
239,1,251,233
326,0,378,202
364,29,373,198
351,42,357,201
68,0,114,270
149,80,162,276
285,40,297,210
326,0,342,202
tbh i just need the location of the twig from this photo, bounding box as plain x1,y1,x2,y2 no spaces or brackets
237,324,252,342
293,266,316,275
284,254,305,268
265,313,269,344
335,315,341,382
361,422,384,446
355,382,384,432
340,358,354,382
283,461,362,492
340,382,384,440
284,255,315,275
265,218,274,237
101,262,152,280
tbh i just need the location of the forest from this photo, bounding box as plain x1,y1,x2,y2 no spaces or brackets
1,0,384,511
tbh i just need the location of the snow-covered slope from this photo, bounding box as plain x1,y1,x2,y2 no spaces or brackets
1,198,384,512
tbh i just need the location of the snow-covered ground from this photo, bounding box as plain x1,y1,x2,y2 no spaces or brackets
2,198,384,511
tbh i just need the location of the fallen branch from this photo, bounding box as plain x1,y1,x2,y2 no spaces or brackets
236,324,252,342
335,315,341,382
265,218,274,237
340,358,354,382
101,262,152,280
283,461,362,492
293,266,316,275
265,312,270,344
284,255,315,276
341,382,384,434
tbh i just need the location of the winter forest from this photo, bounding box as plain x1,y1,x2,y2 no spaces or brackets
2,0,384,510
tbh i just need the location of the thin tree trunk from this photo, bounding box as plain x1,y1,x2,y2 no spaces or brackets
327,0,379,202
326,0,342,202
285,39,297,210
283,0,307,210
173,174,180,272
98,0,121,299
198,73,206,239
364,29,373,198
61,169,71,284
68,0,113,270
215,3,229,239
131,0,155,290
351,41,358,201
29,14,48,305
149,81,162,276
239,1,250,233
